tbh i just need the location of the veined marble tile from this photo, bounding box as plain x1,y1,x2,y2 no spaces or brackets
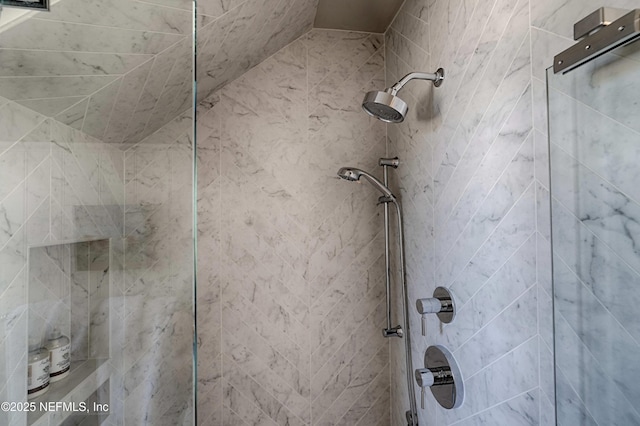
195,7,244,89
55,98,89,130
223,382,279,426
224,332,311,423
531,27,573,80
391,11,429,53
0,144,27,205
198,0,244,19
551,198,640,344
256,0,314,57
454,285,537,379
223,305,309,396
539,335,554,403
307,30,382,89
447,184,536,302
82,78,122,141
354,391,390,426
443,233,536,351
0,265,27,347
310,287,385,379
223,245,309,342
436,96,533,262
554,306,640,425
25,160,50,224
312,345,388,426
549,86,640,202
311,300,385,399
534,130,549,190
453,390,538,426
434,58,531,221
555,368,598,426
41,0,192,34
102,60,154,144
430,0,526,167
540,386,556,426
223,353,307,426
15,97,86,118
123,41,186,144
0,183,25,251
0,49,152,77
436,135,534,286
2,312,27,401
551,144,640,276
311,271,385,367
0,101,46,146
222,282,307,374
532,77,547,134
318,357,389,426
440,336,538,424
0,76,118,101
134,0,192,11
0,19,184,54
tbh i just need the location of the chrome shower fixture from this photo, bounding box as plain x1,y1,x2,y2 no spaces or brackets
337,167,395,199
337,160,419,425
362,68,445,123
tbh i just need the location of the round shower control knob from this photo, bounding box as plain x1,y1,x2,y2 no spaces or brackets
415,345,464,409
416,287,456,336
416,287,456,322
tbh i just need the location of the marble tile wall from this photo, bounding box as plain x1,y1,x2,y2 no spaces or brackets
195,29,391,425
386,0,540,424
0,96,126,425
122,108,195,425
0,0,319,147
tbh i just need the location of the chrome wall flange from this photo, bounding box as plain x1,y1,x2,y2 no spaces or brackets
433,68,445,87
416,286,456,336
415,345,464,410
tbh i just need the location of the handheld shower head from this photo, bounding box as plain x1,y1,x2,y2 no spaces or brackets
337,167,395,198
363,68,444,123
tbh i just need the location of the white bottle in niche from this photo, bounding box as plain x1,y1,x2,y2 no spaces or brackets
27,340,50,399
45,329,70,382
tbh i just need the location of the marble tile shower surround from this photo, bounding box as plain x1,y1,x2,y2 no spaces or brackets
0,0,319,147
0,95,126,425
192,29,395,425
385,0,640,425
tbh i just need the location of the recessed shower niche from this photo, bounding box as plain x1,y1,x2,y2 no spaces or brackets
27,239,111,425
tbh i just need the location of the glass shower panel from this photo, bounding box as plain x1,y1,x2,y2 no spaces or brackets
0,0,196,424
547,43,640,425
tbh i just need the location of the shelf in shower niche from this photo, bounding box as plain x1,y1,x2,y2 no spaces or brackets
27,359,110,426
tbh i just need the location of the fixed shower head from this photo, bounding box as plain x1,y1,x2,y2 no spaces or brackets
362,90,408,123
337,167,395,198
363,68,444,123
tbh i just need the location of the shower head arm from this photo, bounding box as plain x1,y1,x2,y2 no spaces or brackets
389,68,445,94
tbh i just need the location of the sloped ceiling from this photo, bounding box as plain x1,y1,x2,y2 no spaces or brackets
314,0,404,33
0,0,319,146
